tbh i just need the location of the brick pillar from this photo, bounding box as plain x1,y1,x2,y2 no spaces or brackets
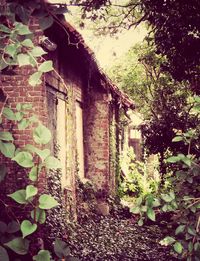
84,90,110,193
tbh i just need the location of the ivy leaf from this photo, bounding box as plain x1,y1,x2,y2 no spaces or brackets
17,54,30,67
147,208,155,221
31,208,46,224
130,206,140,214
8,189,27,204
173,241,183,254
28,166,37,181
166,156,180,163
38,61,53,73
54,239,70,258
7,221,20,233
175,225,185,235
12,151,34,168
161,193,173,203
18,119,30,130
0,141,15,158
21,39,34,48
3,107,16,120
37,149,50,161
25,185,38,200
160,236,176,246
0,24,11,33
4,237,29,255
187,226,196,236
39,15,54,30
28,72,42,86
20,220,37,238
0,246,9,261
0,164,7,182
5,44,18,58
15,111,24,121
172,136,183,142
15,22,31,35
39,194,59,209
33,124,51,145
33,250,51,261
0,131,13,141
31,46,47,57
138,218,144,226
45,156,61,169
0,60,8,71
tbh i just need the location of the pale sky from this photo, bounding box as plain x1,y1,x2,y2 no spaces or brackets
78,26,147,69
49,0,147,69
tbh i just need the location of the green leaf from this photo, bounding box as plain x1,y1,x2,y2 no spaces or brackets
39,15,54,30
39,194,59,209
15,111,24,121
7,221,20,233
173,241,183,254
138,218,144,226
38,61,53,73
175,225,185,235
28,166,37,181
21,104,32,110
33,124,51,145
0,24,11,33
8,189,27,204
147,208,155,221
12,151,34,168
45,156,61,169
17,54,30,67
187,226,196,236
0,246,9,261
33,250,51,261
16,103,22,111
54,239,70,258
181,156,192,167
0,164,7,182
160,236,176,246
161,193,173,203
172,136,183,142
166,156,180,163
0,131,13,141
0,221,7,233
0,60,8,71
31,208,46,224
25,185,38,200
3,107,16,120
130,206,140,214
37,149,50,161
21,220,37,238
5,44,18,58
21,39,34,48
0,141,15,158
15,22,31,35
18,119,29,130
4,237,29,255
28,72,42,86
31,47,47,57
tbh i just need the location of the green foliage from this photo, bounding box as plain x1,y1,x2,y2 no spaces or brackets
4,237,29,255
20,220,37,238
0,104,69,260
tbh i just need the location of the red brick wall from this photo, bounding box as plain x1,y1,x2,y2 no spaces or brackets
84,89,111,193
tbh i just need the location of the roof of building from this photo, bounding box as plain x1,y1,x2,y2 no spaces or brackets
46,10,135,109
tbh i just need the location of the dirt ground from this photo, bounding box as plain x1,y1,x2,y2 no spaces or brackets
68,216,178,261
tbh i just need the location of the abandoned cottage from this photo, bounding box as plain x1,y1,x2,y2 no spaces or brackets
0,13,135,219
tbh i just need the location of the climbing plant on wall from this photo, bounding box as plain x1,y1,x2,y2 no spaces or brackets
0,1,79,260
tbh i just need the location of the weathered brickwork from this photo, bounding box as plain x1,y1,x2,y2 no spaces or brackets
0,15,134,222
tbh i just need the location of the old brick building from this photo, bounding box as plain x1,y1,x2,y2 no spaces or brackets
0,15,134,218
